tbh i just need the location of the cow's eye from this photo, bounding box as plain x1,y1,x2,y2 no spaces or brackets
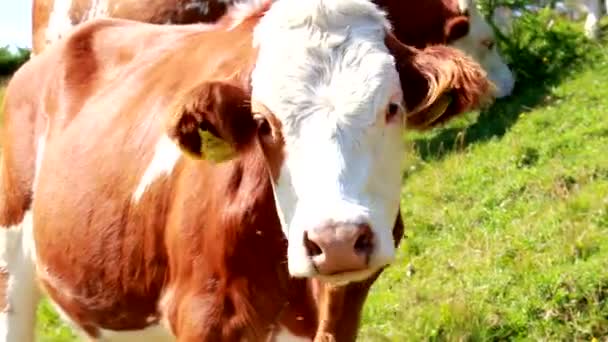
386,103,401,123
482,39,495,50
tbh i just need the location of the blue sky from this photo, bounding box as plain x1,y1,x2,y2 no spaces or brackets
0,0,33,49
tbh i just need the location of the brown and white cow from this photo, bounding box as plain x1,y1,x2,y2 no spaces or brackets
32,0,516,98
375,0,515,98
3,0,493,340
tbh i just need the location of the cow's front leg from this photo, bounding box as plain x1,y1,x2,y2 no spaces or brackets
0,211,41,342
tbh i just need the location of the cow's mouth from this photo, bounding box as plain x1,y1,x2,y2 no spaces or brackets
313,267,381,286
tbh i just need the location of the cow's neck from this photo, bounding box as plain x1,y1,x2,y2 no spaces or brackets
164,147,292,339
168,146,397,340
277,274,381,341
172,151,365,340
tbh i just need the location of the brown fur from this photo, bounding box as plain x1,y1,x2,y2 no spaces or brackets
385,32,495,130
32,0,235,54
32,0,54,55
33,0,473,54
3,5,492,341
374,0,472,48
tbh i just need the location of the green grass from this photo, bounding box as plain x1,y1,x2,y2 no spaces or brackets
360,45,608,342
3,27,608,342
0,78,6,102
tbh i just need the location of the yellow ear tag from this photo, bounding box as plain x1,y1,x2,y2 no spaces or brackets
197,128,237,163
424,93,453,126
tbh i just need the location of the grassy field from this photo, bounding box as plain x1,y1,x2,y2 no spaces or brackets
359,42,608,341
2,28,608,342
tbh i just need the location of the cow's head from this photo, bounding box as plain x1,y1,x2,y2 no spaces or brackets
447,0,516,98
167,0,492,284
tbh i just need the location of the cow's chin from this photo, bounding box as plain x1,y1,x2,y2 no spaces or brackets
288,264,384,286
314,268,381,286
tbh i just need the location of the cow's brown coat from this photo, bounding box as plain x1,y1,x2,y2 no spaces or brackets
32,0,475,55
3,3,492,341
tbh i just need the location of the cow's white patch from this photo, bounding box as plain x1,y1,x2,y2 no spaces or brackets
86,0,109,20
45,0,74,45
451,0,515,98
225,0,272,29
270,326,311,342
0,211,40,342
42,0,110,48
157,287,176,337
133,135,182,202
0,118,47,341
457,0,472,12
251,0,404,283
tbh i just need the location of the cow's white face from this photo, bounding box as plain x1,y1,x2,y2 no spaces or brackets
452,1,515,98
251,0,404,284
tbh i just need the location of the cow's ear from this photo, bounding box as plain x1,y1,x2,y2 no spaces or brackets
444,15,470,43
384,31,495,131
166,81,255,162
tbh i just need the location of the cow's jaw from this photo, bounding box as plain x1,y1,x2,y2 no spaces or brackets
250,0,405,284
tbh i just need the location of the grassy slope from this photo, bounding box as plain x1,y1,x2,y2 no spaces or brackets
0,37,606,342
361,47,608,341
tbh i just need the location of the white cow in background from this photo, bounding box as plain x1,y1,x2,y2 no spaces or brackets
492,0,606,39
581,0,607,38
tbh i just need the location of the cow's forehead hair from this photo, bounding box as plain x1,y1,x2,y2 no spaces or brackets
250,0,399,133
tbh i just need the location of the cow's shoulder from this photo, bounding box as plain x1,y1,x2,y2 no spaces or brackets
56,18,168,87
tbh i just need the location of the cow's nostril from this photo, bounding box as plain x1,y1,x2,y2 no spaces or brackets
354,225,374,255
304,231,323,257
304,222,375,275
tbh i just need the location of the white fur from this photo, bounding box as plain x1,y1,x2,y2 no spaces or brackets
457,0,472,12
86,0,109,20
225,0,273,30
45,0,74,45
0,120,49,341
41,0,264,48
133,135,182,202
43,0,107,48
0,212,40,342
451,0,516,98
270,326,312,342
251,0,404,283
